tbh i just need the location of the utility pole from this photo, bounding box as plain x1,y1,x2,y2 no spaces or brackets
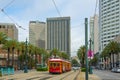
85,18,88,80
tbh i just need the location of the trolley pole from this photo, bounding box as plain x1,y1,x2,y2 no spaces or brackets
85,18,88,80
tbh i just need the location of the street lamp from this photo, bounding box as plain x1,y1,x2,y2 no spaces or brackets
24,38,28,73
89,38,93,74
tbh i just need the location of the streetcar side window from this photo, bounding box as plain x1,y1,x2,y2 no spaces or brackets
50,63,52,67
54,63,56,67
57,63,60,66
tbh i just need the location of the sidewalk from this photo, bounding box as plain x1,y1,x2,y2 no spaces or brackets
77,71,101,80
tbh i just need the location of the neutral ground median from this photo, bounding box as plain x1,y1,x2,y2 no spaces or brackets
77,71,101,80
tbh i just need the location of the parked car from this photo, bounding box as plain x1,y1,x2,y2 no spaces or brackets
111,67,120,73
111,67,117,72
116,68,120,73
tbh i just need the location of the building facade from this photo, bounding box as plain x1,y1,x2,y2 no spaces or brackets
29,21,46,49
99,0,120,52
0,23,18,41
47,17,71,56
90,15,99,54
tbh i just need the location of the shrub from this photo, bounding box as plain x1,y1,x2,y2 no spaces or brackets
36,67,48,71
81,68,86,72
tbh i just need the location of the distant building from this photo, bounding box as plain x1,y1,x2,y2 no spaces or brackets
0,23,18,41
90,15,99,54
47,17,71,56
29,21,46,49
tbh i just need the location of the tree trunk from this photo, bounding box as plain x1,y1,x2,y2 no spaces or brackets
104,57,106,70
12,47,14,66
109,53,112,70
113,53,115,68
17,50,20,70
7,48,10,66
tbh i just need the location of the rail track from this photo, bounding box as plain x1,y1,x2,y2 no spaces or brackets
0,70,80,80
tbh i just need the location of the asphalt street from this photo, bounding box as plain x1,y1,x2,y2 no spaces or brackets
93,69,120,80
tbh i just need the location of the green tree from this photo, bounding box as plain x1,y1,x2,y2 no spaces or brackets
28,43,35,69
71,59,79,67
50,48,59,58
61,52,69,60
0,32,7,44
90,55,98,66
3,39,17,66
18,42,25,69
105,41,120,68
77,45,86,67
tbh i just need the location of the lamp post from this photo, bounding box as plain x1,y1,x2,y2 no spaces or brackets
24,38,28,73
89,38,93,74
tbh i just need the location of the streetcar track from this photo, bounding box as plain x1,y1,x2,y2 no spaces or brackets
39,76,52,80
26,75,53,80
59,70,80,80
73,70,80,80
59,71,76,80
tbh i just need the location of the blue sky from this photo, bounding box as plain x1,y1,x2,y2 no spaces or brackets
0,0,98,56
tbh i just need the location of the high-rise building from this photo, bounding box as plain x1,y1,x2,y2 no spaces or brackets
0,23,18,41
29,21,46,49
99,0,120,52
90,15,99,54
47,17,71,56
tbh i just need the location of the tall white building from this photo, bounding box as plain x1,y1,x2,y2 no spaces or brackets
90,15,99,54
29,21,46,49
99,0,120,52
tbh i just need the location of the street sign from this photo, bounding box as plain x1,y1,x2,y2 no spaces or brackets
87,50,94,59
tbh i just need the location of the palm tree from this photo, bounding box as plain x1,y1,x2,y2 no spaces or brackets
19,42,25,69
101,46,109,69
77,45,86,67
16,42,21,69
50,48,59,58
3,39,17,67
28,43,34,69
0,32,7,44
3,40,12,66
61,52,69,60
34,46,39,68
106,41,120,68
10,40,17,66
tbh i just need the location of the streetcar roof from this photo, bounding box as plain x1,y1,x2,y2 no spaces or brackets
49,58,70,63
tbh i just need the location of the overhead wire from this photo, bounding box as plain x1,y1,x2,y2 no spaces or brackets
0,0,26,30
2,0,15,9
52,0,61,17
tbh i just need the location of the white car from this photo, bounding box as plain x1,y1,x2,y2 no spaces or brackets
72,67,80,70
116,68,120,73
111,67,120,73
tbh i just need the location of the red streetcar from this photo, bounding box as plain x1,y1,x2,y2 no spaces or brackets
48,58,71,73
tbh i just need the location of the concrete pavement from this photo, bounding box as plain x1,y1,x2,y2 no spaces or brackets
0,69,101,80
77,71,101,80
